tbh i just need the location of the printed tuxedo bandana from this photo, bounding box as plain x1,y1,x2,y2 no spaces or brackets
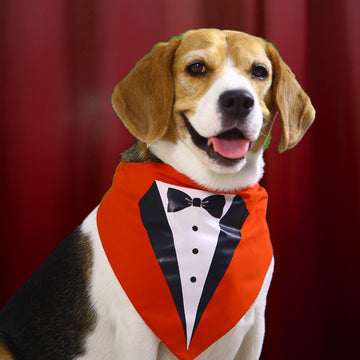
97,161,273,360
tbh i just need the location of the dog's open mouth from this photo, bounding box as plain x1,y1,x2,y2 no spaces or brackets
182,113,251,165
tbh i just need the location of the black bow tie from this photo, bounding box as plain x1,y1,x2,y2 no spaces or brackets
167,188,225,219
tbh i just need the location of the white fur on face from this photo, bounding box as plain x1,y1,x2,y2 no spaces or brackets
189,59,264,141
150,58,266,192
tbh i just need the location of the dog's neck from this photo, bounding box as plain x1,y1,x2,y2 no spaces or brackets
121,140,265,192
121,141,161,163
149,140,265,192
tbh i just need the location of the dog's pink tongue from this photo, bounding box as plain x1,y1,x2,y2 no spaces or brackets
207,136,250,159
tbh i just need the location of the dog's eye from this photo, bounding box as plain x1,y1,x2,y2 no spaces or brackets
251,65,268,80
186,62,207,76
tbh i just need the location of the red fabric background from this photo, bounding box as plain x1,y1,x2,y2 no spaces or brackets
1,0,359,359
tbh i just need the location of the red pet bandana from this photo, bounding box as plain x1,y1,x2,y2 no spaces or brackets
97,161,273,360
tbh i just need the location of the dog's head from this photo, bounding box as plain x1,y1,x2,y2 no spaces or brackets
112,29,315,191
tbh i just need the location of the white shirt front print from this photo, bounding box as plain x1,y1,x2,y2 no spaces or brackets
156,180,235,348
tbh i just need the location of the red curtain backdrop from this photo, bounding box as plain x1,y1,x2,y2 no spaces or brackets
1,0,359,359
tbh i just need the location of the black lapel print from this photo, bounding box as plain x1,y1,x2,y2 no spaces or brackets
191,194,249,341
138,182,187,341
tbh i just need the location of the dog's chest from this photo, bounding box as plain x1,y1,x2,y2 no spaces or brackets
96,161,273,359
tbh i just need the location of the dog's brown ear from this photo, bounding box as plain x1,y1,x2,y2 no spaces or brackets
112,38,181,145
266,43,315,152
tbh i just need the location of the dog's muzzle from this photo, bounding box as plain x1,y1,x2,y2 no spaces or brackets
219,89,255,123
182,113,251,167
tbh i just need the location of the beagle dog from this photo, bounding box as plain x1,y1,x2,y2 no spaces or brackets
0,29,315,360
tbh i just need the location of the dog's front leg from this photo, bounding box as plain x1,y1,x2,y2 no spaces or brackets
234,259,274,360
79,209,161,359
233,309,266,360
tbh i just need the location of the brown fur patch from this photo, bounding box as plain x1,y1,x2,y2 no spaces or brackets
0,337,14,360
112,39,181,145
265,43,315,152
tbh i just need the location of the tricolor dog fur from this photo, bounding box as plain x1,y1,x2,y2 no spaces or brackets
0,29,315,360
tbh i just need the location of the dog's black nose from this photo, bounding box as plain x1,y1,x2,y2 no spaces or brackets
219,90,254,119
